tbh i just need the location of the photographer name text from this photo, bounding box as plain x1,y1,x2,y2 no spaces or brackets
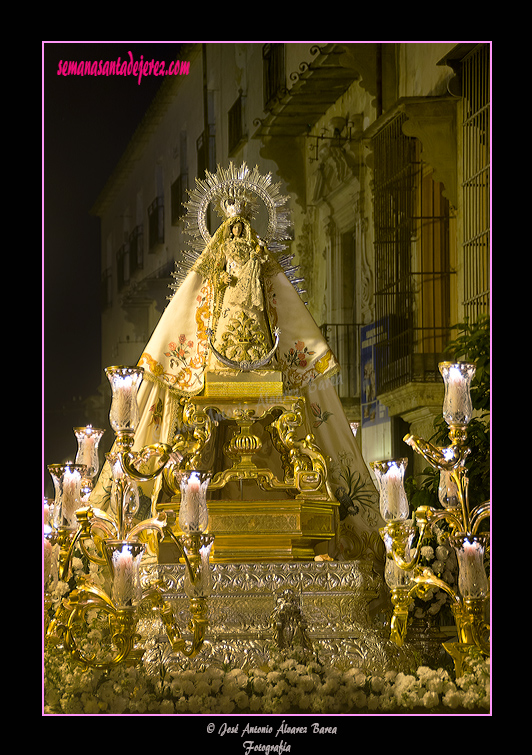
206,719,338,753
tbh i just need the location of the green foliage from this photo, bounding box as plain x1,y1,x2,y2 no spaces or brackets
445,314,490,414
404,471,439,514
405,316,490,513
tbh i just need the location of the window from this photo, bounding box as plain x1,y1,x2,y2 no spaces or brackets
461,44,490,320
414,167,454,358
263,43,285,110
228,91,246,155
116,243,129,291
129,225,143,273
197,129,216,177
171,173,188,225
196,132,209,184
372,112,454,394
100,267,112,310
321,230,359,400
197,90,216,178
148,196,164,251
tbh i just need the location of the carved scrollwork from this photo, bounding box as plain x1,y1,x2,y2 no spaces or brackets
165,399,217,488
207,325,281,372
270,400,332,498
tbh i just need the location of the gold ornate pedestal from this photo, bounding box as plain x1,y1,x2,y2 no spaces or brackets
173,497,337,562
157,370,339,562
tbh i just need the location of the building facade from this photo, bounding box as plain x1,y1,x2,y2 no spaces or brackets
91,42,490,476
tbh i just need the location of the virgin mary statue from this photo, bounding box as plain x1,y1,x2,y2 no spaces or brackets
91,163,384,565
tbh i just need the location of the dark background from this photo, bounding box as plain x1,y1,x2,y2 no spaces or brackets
43,41,183,490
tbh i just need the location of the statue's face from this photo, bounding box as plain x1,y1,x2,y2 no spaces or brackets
232,221,243,237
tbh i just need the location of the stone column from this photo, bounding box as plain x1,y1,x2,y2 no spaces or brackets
378,383,444,477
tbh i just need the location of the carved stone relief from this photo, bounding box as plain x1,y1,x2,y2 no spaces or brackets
354,190,374,324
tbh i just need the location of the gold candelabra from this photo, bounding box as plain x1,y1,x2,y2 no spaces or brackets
45,366,215,668
371,362,490,675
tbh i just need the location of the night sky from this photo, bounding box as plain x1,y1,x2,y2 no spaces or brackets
42,41,183,488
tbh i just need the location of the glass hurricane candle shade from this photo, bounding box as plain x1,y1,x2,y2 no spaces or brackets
44,535,53,586
450,534,489,600
43,497,54,586
43,496,53,528
107,452,140,529
123,480,140,528
47,463,87,530
107,453,124,519
384,557,411,590
105,540,145,608
438,469,460,509
106,366,144,435
74,425,105,479
178,471,211,534
439,362,476,428
371,459,409,521
184,540,213,598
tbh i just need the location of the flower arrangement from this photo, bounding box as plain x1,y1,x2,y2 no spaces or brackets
44,537,489,715
410,535,458,624
45,539,106,612
44,644,489,715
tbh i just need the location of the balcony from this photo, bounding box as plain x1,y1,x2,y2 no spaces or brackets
120,259,175,314
254,44,359,140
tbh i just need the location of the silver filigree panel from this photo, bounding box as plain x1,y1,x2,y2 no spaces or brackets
137,561,416,675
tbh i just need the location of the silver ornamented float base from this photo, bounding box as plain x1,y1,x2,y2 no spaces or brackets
137,561,417,675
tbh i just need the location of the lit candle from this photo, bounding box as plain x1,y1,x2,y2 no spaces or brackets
451,535,489,600
440,362,475,427
179,472,210,534
106,367,143,435
184,538,213,597
386,465,401,514
112,546,135,606
44,496,53,584
43,537,53,585
74,425,104,479
62,466,82,527
371,459,409,521
48,463,86,529
107,541,145,608
43,497,51,527
447,367,461,399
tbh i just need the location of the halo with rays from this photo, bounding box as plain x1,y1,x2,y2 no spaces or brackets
169,162,305,297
